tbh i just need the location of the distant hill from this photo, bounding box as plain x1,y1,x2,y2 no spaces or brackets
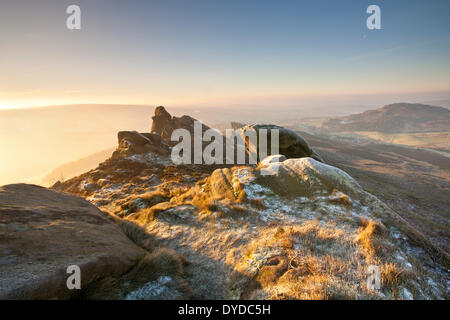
321,103,450,133
422,100,450,109
42,147,115,186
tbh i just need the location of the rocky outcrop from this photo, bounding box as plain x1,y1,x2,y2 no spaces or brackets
151,106,212,143
150,106,173,138
0,184,146,299
150,107,324,165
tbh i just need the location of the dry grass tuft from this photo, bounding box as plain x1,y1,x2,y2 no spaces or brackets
328,189,352,208
236,188,247,203
355,219,384,258
381,262,406,292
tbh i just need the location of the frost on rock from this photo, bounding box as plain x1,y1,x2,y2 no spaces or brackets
259,156,363,197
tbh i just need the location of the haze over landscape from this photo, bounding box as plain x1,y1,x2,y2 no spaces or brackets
0,0,449,301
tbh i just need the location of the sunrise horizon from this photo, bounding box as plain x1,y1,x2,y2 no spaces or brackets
1,1,449,111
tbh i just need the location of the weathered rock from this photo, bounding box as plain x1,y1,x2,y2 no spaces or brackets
117,131,152,146
208,168,235,200
0,184,146,299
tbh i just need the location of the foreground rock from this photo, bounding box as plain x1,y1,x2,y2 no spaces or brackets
0,184,146,299
0,184,194,300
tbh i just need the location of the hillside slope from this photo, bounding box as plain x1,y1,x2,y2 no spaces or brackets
294,130,450,254
51,107,449,299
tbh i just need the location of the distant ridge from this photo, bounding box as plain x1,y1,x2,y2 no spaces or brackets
42,147,115,186
321,103,450,133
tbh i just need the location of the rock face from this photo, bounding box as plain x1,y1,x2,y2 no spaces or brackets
150,106,173,138
0,184,145,299
238,124,324,163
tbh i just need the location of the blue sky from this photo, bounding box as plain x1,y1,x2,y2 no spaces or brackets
0,0,449,108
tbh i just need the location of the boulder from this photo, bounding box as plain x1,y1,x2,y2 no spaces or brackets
0,184,146,299
258,157,363,197
238,124,324,162
208,168,235,200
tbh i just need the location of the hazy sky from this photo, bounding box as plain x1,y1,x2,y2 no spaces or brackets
1,0,449,109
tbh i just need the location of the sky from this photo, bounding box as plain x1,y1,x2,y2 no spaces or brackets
0,0,449,109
